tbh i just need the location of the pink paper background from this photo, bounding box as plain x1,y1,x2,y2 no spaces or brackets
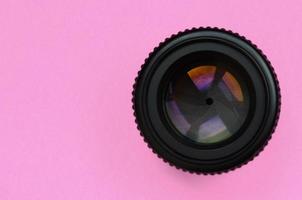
0,0,301,199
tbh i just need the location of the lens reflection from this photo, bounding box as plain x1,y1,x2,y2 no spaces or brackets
165,65,250,144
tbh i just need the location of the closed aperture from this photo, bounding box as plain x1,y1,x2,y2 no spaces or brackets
165,64,250,144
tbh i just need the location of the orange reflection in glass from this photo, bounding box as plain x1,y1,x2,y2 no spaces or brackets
222,72,244,102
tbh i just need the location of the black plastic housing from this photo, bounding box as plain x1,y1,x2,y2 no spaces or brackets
132,27,281,174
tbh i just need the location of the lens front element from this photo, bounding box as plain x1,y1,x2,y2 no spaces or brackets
165,65,250,144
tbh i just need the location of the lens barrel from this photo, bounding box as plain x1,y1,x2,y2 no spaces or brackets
132,27,281,174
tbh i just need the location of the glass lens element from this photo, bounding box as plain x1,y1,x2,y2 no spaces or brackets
165,65,250,144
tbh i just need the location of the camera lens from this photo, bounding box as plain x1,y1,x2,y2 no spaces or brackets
133,27,280,174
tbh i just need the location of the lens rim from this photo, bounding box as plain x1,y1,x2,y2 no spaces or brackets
133,27,280,174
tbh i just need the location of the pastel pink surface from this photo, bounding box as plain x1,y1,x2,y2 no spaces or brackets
0,0,301,199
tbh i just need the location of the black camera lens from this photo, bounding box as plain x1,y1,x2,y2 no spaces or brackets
133,27,280,174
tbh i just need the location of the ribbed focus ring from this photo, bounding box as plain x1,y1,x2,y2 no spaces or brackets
132,27,281,175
